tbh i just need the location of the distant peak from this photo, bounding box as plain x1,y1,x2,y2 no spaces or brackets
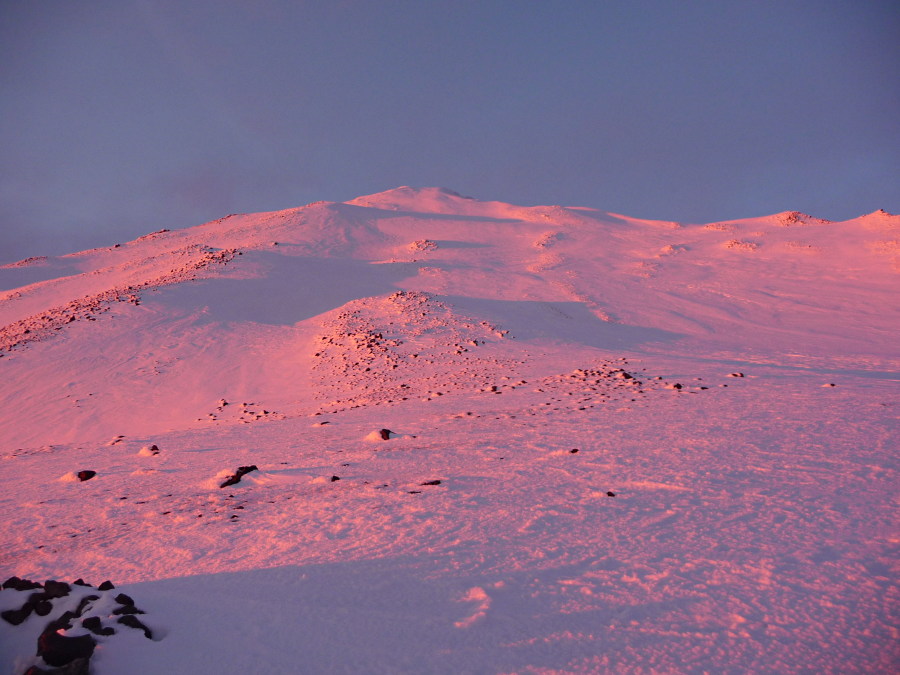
345,186,483,214
349,186,473,203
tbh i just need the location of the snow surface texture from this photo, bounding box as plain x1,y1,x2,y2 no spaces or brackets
1,187,897,673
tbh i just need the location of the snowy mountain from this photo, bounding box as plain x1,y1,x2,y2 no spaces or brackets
1,188,897,673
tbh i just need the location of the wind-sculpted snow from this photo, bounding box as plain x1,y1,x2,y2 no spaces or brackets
0,188,897,673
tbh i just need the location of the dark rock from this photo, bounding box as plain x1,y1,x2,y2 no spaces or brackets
33,599,53,616
378,428,392,440
76,470,96,482
1,605,32,625
74,595,99,617
606,491,616,497
330,475,340,482
4,576,42,591
45,611,77,633
37,629,96,667
114,593,134,606
569,448,579,454
97,580,115,591
728,372,744,378
112,604,145,615
23,666,55,675
72,579,91,587
24,663,91,675
219,465,259,488
117,614,153,639
82,616,116,636
43,580,71,599
420,480,442,486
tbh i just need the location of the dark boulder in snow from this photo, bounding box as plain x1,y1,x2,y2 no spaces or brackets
43,580,71,598
3,576,42,591
37,628,96,667
81,616,115,636
117,614,153,639
44,611,77,633
97,580,115,591
219,465,259,488
1,605,32,625
74,595,99,617
112,603,145,615
114,592,134,606
76,470,96,482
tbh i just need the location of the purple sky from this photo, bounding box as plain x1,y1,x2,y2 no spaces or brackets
1,0,898,264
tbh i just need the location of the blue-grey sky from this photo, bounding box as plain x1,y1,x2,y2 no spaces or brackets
1,0,898,263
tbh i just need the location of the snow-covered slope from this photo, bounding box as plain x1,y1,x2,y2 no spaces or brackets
1,188,897,673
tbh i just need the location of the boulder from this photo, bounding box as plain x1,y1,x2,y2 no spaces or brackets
37,629,95,667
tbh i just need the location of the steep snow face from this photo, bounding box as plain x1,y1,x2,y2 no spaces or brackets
1,189,897,674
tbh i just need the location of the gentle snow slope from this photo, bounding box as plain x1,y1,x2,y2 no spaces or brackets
1,187,897,673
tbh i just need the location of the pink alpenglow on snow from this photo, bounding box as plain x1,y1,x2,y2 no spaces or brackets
1,187,897,673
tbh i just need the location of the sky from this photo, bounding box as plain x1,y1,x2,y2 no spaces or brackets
1,0,898,264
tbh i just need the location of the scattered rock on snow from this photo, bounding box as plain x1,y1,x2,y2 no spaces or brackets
138,444,160,457
75,471,96,482
728,372,745,378
365,428,394,441
97,580,115,591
